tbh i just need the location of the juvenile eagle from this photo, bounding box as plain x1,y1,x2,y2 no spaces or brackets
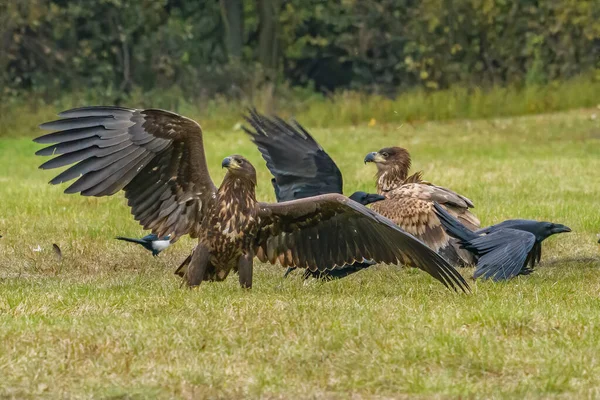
34,107,469,292
243,109,385,279
434,203,571,281
364,147,480,267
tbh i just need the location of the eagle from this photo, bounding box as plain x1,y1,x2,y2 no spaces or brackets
364,147,480,267
34,106,470,292
243,109,385,279
433,203,571,281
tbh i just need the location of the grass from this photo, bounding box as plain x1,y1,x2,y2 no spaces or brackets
2,73,599,137
1,106,600,398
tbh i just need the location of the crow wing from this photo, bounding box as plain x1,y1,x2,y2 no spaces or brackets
470,229,536,281
433,203,536,281
35,106,216,239
243,109,343,201
255,194,470,292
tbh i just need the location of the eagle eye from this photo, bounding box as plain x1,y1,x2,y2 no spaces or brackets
381,152,389,157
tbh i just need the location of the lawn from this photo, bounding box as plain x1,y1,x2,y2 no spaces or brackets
1,107,600,399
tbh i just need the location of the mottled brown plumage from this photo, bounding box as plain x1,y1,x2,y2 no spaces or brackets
365,147,480,266
35,107,470,292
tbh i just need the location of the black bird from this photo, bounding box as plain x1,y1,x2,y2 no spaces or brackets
243,109,385,279
433,203,571,281
348,191,386,205
116,234,172,256
244,109,381,203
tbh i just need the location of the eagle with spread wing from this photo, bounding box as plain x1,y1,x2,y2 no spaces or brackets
34,107,469,292
364,147,480,267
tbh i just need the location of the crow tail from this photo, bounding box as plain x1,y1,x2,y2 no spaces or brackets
432,203,478,243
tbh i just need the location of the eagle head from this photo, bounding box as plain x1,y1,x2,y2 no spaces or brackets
364,146,411,174
222,155,257,183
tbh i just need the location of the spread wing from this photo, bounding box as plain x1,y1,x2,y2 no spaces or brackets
243,109,343,201
471,229,536,281
255,194,470,292
35,106,216,239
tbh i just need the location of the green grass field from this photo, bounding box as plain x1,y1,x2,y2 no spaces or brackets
1,107,600,398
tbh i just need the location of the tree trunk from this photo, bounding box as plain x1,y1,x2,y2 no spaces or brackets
257,0,279,77
256,0,279,113
220,0,244,60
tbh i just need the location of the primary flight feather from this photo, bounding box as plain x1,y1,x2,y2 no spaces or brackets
243,109,384,279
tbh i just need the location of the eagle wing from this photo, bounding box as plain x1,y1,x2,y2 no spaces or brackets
243,109,343,201
35,106,216,239
255,193,470,292
372,182,479,265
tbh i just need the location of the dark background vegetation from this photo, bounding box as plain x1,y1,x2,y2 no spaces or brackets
1,0,599,128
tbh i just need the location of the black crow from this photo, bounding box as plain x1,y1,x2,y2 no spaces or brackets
433,203,571,281
243,109,386,280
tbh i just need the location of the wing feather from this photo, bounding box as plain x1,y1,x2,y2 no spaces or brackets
373,182,479,265
35,106,217,239
256,194,470,292
243,109,344,201
471,229,536,281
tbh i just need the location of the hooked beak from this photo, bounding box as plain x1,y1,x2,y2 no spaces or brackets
364,152,385,164
364,152,376,164
552,224,571,234
222,157,241,169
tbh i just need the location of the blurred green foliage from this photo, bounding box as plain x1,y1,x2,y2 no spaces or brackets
1,0,599,103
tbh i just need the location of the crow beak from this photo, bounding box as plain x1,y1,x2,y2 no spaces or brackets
366,194,385,203
221,157,232,169
552,224,571,234
364,152,377,164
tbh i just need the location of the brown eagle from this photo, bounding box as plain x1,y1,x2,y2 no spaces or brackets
34,107,469,292
364,147,480,266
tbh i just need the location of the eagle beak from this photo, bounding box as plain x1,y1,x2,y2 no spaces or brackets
364,152,385,164
223,156,242,170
